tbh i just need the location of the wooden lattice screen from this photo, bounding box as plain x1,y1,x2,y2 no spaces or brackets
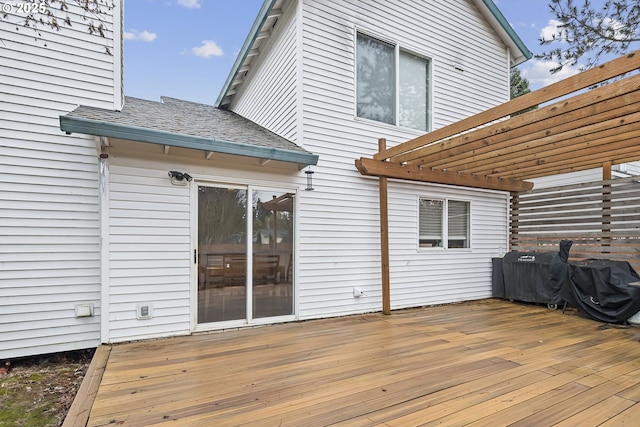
510,176,640,272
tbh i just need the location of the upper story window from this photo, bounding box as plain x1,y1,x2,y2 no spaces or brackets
356,32,431,132
419,198,470,249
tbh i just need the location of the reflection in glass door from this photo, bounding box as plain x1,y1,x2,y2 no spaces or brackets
197,185,247,323
252,191,294,318
197,186,294,325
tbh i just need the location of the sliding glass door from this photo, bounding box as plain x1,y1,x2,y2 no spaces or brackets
252,191,294,318
197,184,294,325
197,185,247,323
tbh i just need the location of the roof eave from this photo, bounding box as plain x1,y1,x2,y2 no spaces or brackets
215,0,278,108
59,115,319,168
475,0,533,66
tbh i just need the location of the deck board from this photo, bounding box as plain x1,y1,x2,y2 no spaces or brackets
84,299,640,426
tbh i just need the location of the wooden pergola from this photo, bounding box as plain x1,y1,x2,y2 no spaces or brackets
356,51,640,314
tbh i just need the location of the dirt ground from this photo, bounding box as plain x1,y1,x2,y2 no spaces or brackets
0,349,95,427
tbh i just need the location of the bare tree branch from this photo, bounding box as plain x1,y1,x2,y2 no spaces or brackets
1,0,114,54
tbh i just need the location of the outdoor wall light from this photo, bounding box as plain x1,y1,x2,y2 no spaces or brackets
305,168,314,191
168,170,192,186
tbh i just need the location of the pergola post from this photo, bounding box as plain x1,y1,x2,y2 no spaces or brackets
378,138,391,315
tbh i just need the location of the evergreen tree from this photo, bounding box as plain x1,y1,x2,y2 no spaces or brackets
538,0,640,73
510,68,531,99
510,67,537,116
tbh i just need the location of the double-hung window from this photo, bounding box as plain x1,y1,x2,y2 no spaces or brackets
419,198,470,249
356,31,430,132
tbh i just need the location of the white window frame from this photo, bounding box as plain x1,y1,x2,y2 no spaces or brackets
355,29,432,132
418,197,471,250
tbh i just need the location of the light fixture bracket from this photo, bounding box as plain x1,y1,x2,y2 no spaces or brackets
168,170,192,186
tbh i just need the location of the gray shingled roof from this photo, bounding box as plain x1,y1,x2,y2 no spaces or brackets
60,96,318,166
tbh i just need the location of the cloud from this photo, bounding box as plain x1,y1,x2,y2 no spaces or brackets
521,59,581,89
508,19,537,32
185,40,224,58
541,17,627,43
177,0,201,9
602,16,627,40
540,19,566,42
124,30,157,42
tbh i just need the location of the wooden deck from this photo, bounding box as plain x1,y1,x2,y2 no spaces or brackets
83,299,640,426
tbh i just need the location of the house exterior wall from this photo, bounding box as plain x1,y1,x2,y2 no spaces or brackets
232,0,299,142
107,163,192,342
623,162,640,176
104,145,303,342
532,162,640,189
294,0,512,319
387,184,508,309
225,0,512,321
0,4,121,358
531,169,608,189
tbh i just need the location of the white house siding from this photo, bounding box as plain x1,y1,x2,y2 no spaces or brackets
621,162,640,176
232,0,299,142
0,4,120,358
387,183,508,308
105,147,304,342
295,0,513,319
108,163,192,343
532,161,640,189
531,169,608,189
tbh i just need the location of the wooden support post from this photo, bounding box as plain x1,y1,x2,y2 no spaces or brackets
602,162,612,254
378,138,391,315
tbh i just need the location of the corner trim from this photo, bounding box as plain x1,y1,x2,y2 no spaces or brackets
215,0,278,107
479,0,532,64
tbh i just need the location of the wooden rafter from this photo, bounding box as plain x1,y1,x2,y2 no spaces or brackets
258,193,295,212
405,74,640,167
479,130,640,177
507,144,640,180
416,83,640,169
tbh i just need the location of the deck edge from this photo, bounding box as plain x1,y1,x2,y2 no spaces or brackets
62,345,112,427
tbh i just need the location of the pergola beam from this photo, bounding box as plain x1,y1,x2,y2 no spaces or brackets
375,50,640,162
417,87,640,169
403,74,640,167
465,122,640,176
355,158,533,192
504,145,640,180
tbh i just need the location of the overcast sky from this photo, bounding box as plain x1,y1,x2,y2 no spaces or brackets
122,0,595,105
